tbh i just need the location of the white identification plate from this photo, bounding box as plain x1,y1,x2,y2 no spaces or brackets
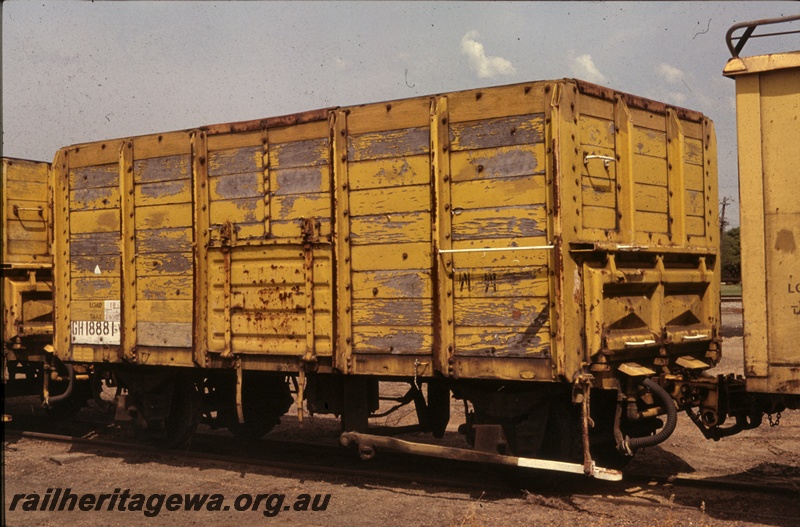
71,300,122,345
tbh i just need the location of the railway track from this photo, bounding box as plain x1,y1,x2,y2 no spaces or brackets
4,410,797,499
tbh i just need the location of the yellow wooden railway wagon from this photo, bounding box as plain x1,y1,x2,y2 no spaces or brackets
2,158,56,397
50,78,721,473
724,15,800,399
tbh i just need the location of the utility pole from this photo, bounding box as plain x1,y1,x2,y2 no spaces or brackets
719,196,733,237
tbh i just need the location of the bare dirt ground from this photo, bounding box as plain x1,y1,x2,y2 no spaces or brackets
4,303,799,526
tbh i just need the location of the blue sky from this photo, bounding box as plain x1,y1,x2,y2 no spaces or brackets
3,2,798,226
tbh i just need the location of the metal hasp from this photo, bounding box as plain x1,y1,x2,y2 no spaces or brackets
723,15,800,400
339,432,622,481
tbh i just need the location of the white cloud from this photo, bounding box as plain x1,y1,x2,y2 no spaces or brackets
658,63,683,83
460,31,516,79
571,54,606,84
667,91,688,105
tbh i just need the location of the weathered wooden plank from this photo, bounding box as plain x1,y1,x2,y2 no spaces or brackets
685,190,705,217
138,300,193,323
685,164,704,191
69,301,118,321
135,227,192,254
451,175,547,210
137,322,193,348
272,192,330,221
579,94,614,120
632,128,667,157
208,172,264,203
214,284,331,312
351,270,432,299
136,179,192,207
345,97,431,135
208,334,332,356
135,203,192,230
348,155,429,190
132,131,191,159
686,215,706,236
137,275,193,300
70,164,118,190
350,213,430,245
207,145,263,177
268,120,330,144
684,138,703,166
6,179,47,201
347,127,429,162
581,185,616,209
133,155,190,184
6,220,48,241
681,120,703,140
634,210,669,234
352,299,432,326
206,130,263,152
5,240,48,257
72,255,121,277
211,312,331,339
269,138,329,168
71,186,120,211
582,206,618,230
71,277,120,300
353,326,432,354
632,155,668,187
454,297,548,327
272,165,330,195
451,205,546,241
4,159,48,182
69,209,120,234
455,325,550,357
447,83,547,123
70,232,120,256
450,144,545,182
580,115,615,148
452,266,549,298
634,183,669,213
451,237,550,269
630,107,667,132
136,252,193,275
208,197,264,225
351,242,432,271
349,185,430,215
450,114,544,152
66,141,120,168
221,258,330,287
271,219,332,239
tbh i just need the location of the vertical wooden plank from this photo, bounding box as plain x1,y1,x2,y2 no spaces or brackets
543,82,558,374
553,81,584,379
262,130,271,237
666,109,686,246
120,140,137,361
735,74,768,378
192,131,209,366
53,149,72,361
432,96,454,375
704,118,719,249
332,110,353,373
615,96,635,243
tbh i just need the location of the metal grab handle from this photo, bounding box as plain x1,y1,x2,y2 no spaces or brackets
682,334,709,341
13,205,44,216
725,14,800,58
625,339,656,348
583,154,616,168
